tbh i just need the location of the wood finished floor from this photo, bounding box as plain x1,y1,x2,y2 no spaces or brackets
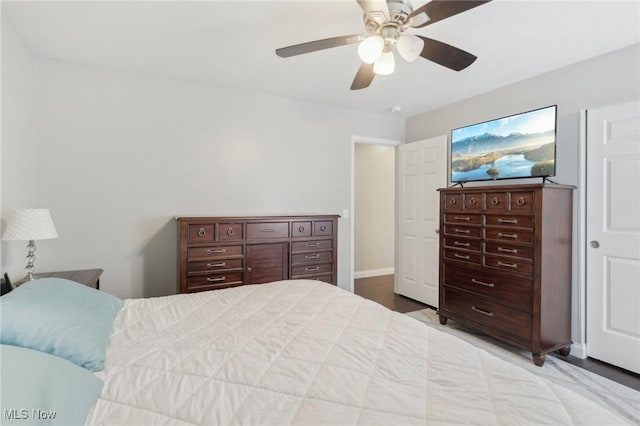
354,274,640,391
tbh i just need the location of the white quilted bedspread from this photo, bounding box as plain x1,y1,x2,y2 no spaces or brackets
86,280,626,425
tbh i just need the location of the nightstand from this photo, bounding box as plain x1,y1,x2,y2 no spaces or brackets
34,268,103,289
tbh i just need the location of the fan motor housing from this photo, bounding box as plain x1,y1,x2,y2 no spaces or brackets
363,0,414,35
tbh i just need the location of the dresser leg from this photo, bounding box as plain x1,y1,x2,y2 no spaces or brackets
438,315,448,325
557,346,571,357
532,354,546,366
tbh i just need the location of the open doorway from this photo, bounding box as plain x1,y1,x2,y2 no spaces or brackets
350,136,401,292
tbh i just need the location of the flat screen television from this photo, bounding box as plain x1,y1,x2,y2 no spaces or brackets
450,105,557,183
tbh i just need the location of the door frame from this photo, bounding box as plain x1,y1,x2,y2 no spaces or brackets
575,109,588,359
349,135,403,292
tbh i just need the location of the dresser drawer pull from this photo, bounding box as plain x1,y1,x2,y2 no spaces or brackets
516,197,526,206
454,216,470,222
207,249,226,254
472,306,494,317
454,228,471,234
453,253,470,260
497,261,518,269
454,241,470,247
207,262,226,268
491,197,500,206
298,226,305,232
260,228,275,232
198,228,207,237
226,227,235,236
468,197,477,205
305,266,320,272
206,276,226,283
449,198,457,205
471,278,494,287
498,232,517,239
305,254,320,260
320,225,327,232
304,243,320,248
497,218,518,224
497,247,518,254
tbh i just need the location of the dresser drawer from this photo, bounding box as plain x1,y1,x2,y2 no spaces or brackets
291,240,332,252
188,245,243,260
485,228,533,244
484,242,534,260
444,224,482,238
443,263,532,308
304,274,334,284
464,193,482,211
443,193,463,210
246,222,289,239
216,223,243,241
187,272,243,291
291,263,332,277
485,255,533,275
292,221,312,238
444,213,482,225
188,224,214,243
511,191,535,211
486,192,507,210
485,215,533,229
443,249,482,265
314,221,333,236
291,251,333,265
188,258,243,274
443,237,482,252
442,288,532,344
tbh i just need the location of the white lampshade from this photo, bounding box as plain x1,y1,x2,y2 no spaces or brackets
358,36,384,64
396,34,424,62
2,209,58,241
374,51,395,75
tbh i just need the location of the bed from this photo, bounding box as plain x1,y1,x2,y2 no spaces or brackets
0,278,629,425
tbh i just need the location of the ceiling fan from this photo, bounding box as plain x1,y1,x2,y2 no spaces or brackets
275,0,491,90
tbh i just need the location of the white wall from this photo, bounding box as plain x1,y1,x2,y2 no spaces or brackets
354,144,395,277
405,43,640,350
25,58,404,298
1,16,37,278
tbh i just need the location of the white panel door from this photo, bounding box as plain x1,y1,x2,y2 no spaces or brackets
586,100,640,373
395,135,447,306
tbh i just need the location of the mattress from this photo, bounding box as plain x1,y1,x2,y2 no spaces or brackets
86,280,627,425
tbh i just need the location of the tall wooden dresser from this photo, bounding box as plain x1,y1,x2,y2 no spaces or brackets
178,215,338,293
437,184,574,366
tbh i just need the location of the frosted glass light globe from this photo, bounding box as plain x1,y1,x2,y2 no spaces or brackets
358,36,384,64
397,35,424,62
373,51,395,75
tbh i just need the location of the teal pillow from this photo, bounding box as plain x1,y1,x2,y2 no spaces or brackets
0,344,103,426
0,277,123,372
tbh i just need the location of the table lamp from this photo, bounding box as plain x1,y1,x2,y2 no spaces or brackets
2,209,58,283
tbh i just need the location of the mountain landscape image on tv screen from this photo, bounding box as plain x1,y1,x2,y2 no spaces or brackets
451,105,557,182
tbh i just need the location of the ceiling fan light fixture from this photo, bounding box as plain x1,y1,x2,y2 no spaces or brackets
396,34,424,62
373,50,395,75
357,35,385,64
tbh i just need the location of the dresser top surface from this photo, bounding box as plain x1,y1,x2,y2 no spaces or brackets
176,214,340,222
438,183,576,192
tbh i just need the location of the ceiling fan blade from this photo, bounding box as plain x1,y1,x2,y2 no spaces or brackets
276,34,364,58
351,62,375,90
410,0,492,28
356,0,390,22
416,36,477,71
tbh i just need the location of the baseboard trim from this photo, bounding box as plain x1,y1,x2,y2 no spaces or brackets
354,268,394,279
571,342,588,359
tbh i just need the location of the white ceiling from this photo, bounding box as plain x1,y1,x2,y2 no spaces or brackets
3,0,639,118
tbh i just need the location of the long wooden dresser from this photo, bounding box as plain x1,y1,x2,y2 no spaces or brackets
437,184,574,366
178,215,338,293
